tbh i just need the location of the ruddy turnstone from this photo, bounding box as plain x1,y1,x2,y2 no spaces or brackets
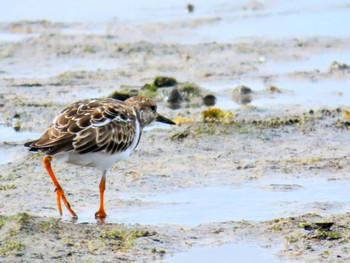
24,96,175,219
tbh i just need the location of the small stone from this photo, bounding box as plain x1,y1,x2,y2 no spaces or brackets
329,61,350,72
266,85,282,93
258,56,266,63
154,76,177,88
108,91,132,101
12,113,21,132
166,88,183,110
232,85,253,105
186,3,194,13
314,222,334,230
203,94,216,106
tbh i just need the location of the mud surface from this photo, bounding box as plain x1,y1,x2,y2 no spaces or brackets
1,1,350,262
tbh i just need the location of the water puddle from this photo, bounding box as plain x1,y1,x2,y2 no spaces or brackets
167,242,295,263
1,57,122,79
253,79,350,108
260,50,350,75
0,0,201,23
212,94,240,110
0,125,41,165
0,143,39,166
0,126,41,143
194,8,350,42
0,32,34,43
0,0,348,42
76,177,350,225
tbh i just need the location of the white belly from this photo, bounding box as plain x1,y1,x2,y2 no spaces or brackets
55,150,133,171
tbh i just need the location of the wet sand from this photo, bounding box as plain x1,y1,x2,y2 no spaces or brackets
1,0,350,262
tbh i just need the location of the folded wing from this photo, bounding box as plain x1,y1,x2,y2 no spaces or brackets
24,99,137,156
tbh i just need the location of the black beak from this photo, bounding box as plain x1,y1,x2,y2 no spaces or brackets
156,114,176,125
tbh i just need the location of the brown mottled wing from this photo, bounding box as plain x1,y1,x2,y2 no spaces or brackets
25,98,137,156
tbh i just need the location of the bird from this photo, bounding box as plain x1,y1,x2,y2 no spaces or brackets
24,96,175,219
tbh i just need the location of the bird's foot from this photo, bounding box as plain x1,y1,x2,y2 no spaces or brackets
95,209,107,219
55,186,78,219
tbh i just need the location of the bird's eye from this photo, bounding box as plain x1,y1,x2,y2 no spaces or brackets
150,105,157,112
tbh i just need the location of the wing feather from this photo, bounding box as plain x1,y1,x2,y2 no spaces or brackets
25,98,137,156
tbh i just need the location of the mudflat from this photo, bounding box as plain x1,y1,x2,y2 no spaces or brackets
0,1,350,262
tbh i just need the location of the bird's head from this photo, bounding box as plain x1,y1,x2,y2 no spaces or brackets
125,96,175,127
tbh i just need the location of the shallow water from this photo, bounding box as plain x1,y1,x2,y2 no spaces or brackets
0,126,41,165
202,78,350,110
1,0,349,43
254,79,350,108
76,177,350,225
1,57,123,79
167,242,296,263
0,126,41,143
195,8,350,42
0,0,206,23
0,32,34,42
0,145,24,165
259,50,350,75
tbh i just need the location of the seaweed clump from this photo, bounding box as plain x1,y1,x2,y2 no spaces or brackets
178,82,201,97
170,128,192,141
298,221,341,241
335,109,350,128
251,117,302,127
139,83,158,98
201,107,234,124
140,76,178,98
172,116,195,125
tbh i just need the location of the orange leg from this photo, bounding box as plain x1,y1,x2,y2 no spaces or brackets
42,156,77,218
95,172,107,219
